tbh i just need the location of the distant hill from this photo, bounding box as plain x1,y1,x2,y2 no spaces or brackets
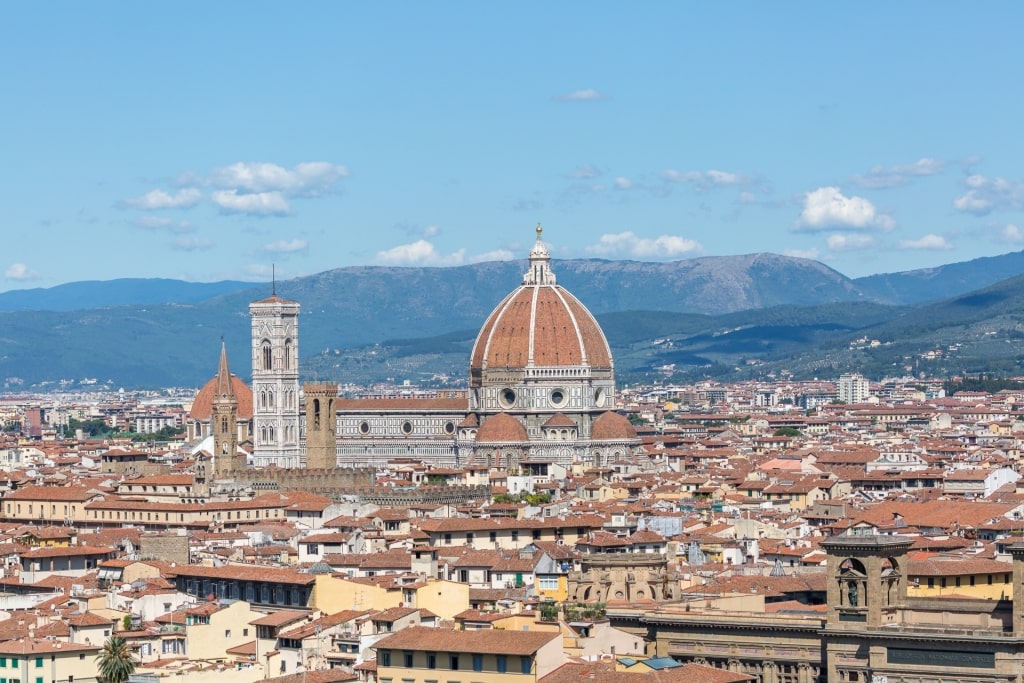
853,250,1024,304
0,250,1022,389
0,278,254,312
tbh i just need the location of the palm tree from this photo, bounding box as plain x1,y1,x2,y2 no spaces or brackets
96,636,136,683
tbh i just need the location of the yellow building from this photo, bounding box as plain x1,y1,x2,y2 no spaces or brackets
0,639,101,683
907,556,1013,599
171,599,263,662
375,626,564,683
312,575,470,620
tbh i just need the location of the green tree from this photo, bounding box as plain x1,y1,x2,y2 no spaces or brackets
773,427,802,437
96,636,136,683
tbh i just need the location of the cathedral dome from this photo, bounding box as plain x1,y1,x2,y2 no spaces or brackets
189,375,254,422
591,411,638,440
470,226,612,379
475,413,529,443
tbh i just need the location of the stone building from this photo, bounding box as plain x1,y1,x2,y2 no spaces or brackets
250,290,302,468
295,226,643,470
609,531,1024,683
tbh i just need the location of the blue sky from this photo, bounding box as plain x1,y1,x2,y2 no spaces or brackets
3,3,1024,292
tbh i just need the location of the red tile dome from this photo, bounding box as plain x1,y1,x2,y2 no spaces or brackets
470,227,612,378
475,413,529,443
591,411,638,440
188,375,254,421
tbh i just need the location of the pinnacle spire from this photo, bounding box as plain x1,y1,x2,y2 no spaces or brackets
523,224,556,286
215,338,235,401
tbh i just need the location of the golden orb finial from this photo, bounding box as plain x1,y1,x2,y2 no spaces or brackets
536,223,543,239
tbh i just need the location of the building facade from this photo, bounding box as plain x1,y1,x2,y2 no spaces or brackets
250,293,302,468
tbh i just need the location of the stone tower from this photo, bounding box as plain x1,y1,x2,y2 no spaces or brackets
211,341,244,475
820,534,913,683
820,534,912,628
249,290,301,468
304,382,339,470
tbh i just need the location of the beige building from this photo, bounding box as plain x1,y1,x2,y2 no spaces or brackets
0,639,101,683
312,575,470,621
179,598,263,663
375,626,564,683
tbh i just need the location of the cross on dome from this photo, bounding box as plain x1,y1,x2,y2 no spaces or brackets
523,223,556,285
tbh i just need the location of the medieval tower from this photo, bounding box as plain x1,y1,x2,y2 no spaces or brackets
211,341,245,475
250,291,302,468
304,382,339,469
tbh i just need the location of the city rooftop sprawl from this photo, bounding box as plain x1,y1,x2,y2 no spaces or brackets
2,232,1024,683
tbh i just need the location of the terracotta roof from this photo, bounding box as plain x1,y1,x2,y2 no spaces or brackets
264,671,356,683
334,398,467,411
470,272,612,372
188,375,254,421
375,624,559,655
249,610,308,627
592,412,638,441
543,413,577,428
476,413,529,443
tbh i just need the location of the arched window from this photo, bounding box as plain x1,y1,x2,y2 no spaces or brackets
262,342,273,370
221,417,228,432
284,339,293,370
313,399,321,428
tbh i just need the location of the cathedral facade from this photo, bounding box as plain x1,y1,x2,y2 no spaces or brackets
240,227,642,471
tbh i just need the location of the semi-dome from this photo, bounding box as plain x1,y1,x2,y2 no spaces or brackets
189,375,254,421
591,411,638,440
470,226,613,378
475,413,529,443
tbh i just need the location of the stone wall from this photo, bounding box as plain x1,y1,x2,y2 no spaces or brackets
139,533,190,565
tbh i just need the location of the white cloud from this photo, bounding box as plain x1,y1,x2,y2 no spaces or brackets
899,234,953,250
737,191,758,205
613,176,633,190
785,248,821,260
568,165,602,179
953,174,1024,216
661,169,750,191
471,249,516,263
422,225,440,238
122,188,202,210
795,186,895,231
262,239,309,254
585,231,702,259
4,263,39,280
999,224,1024,243
554,89,609,102
134,216,194,233
376,240,465,266
209,161,348,196
852,158,945,189
211,190,291,216
826,234,875,251
172,236,214,252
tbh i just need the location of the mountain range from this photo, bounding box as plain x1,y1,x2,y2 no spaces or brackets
1,250,1022,390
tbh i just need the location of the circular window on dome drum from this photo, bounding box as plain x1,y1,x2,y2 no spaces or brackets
401,421,413,435
358,421,370,435
594,388,607,408
444,421,455,435
550,388,567,408
500,388,517,408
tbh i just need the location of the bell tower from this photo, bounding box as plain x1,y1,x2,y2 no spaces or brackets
250,288,301,468
211,340,244,475
820,534,912,629
304,382,339,470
